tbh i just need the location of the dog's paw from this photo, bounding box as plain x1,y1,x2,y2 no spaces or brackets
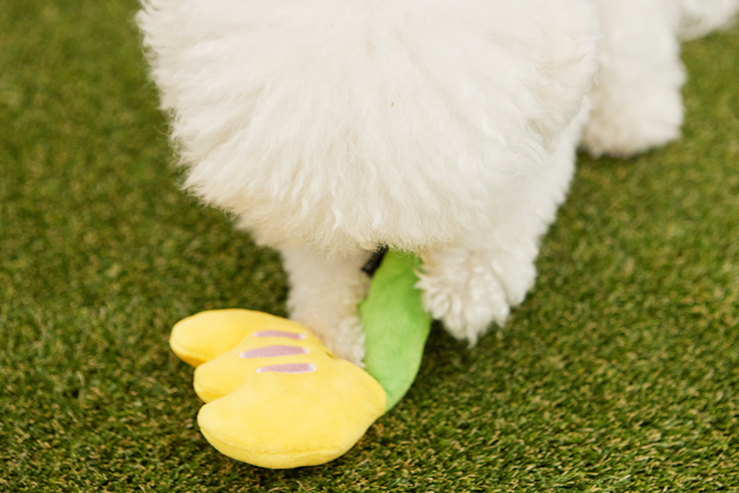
290,314,366,367
417,249,529,343
582,87,684,157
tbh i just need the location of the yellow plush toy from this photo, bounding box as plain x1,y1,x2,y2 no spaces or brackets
171,251,432,468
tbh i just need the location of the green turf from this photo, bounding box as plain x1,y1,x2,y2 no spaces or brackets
1,1,738,491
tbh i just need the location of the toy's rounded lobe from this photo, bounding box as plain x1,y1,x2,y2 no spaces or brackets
197,355,386,468
170,309,295,367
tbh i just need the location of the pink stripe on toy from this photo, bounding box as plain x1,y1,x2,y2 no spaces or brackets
256,363,317,374
240,345,309,359
253,330,306,340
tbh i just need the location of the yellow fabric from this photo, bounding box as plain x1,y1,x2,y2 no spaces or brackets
170,309,387,469
171,310,286,367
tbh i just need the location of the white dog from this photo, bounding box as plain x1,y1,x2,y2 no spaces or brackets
138,0,738,366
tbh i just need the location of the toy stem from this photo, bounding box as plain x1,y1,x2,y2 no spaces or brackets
359,250,432,410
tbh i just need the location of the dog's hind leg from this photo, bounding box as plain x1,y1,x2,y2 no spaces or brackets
582,0,686,157
677,0,739,40
279,246,372,366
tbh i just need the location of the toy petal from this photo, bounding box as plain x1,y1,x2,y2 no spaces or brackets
197,351,385,468
170,309,306,367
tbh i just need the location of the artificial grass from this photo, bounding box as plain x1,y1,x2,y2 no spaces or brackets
1,1,738,491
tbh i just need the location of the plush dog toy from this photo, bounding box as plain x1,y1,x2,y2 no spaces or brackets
170,250,430,468
138,0,739,469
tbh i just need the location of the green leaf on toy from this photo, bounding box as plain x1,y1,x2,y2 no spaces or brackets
359,250,432,410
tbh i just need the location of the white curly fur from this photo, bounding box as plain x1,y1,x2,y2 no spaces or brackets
138,0,737,364
582,0,738,156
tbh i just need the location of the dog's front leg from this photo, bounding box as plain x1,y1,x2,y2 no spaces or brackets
279,246,372,366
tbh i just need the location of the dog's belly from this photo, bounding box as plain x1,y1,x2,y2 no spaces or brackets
234,158,543,253
139,0,598,253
